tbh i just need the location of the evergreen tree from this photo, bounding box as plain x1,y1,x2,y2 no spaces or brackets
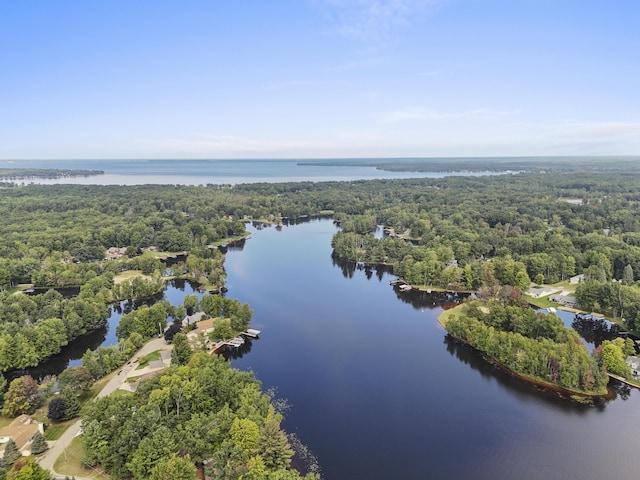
0,375,7,407
2,439,21,467
623,264,634,285
257,417,294,471
30,431,48,455
62,393,80,421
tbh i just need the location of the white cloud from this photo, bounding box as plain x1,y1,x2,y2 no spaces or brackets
376,106,518,123
261,80,318,91
554,121,640,139
316,0,442,41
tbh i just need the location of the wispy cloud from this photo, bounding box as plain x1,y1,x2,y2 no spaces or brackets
316,0,442,41
555,121,640,139
417,69,444,78
261,80,319,91
376,106,517,123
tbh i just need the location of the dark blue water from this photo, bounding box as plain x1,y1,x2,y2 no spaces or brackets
17,218,640,479
14,279,204,379
224,219,640,480
1,159,510,185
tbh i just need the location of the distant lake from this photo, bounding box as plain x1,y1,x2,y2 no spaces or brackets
1,159,510,185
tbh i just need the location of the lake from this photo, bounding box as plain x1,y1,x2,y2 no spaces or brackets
16,218,640,479
224,219,640,480
1,159,511,185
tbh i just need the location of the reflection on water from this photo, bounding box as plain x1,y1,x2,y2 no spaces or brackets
222,338,255,360
10,279,204,381
571,315,622,347
331,255,392,281
444,336,611,411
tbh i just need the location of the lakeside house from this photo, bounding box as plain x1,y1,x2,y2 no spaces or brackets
525,286,557,298
187,317,215,340
0,415,44,457
550,294,578,307
182,311,208,329
627,356,640,380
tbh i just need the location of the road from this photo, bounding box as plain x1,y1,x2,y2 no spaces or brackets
37,336,173,479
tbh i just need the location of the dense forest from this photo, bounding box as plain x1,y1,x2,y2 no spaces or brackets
82,352,319,480
442,299,609,395
2,161,640,477
2,166,640,374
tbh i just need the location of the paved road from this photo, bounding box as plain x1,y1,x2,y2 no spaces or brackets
37,337,173,479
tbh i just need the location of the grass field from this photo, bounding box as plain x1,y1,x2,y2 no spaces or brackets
45,421,72,441
113,269,150,284
135,350,161,369
437,303,465,327
54,436,110,479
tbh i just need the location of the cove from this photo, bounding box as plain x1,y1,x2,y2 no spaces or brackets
224,219,640,480
11,279,205,380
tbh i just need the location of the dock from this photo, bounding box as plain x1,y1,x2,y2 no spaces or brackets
211,329,261,354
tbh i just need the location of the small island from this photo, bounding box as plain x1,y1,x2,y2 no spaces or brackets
438,298,610,397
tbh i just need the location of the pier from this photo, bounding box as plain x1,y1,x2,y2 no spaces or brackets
212,329,261,354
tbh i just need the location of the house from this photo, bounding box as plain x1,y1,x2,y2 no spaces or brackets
186,317,215,339
569,274,585,285
525,287,557,298
105,246,127,260
0,415,44,456
550,294,578,307
626,356,640,380
182,311,208,329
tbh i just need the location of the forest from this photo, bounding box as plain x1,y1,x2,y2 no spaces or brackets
2,160,640,477
2,166,640,371
441,298,609,395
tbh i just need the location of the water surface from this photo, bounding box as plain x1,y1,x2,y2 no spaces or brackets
224,219,640,480
1,159,510,185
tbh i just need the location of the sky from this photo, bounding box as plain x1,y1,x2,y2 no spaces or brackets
1,0,639,160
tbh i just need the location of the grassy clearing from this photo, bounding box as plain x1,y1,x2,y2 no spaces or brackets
437,303,466,328
45,421,72,441
135,350,161,369
113,269,150,284
54,435,110,480
525,294,561,309
110,389,133,398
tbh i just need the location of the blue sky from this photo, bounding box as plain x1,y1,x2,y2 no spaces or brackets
1,0,639,159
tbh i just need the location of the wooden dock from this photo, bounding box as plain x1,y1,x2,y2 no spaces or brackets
211,329,261,354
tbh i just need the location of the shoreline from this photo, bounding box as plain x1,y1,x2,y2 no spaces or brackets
437,304,610,399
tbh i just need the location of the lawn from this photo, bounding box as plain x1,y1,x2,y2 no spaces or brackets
54,435,110,480
437,303,466,328
524,294,561,309
45,421,73,441
113,269,150,284
135,350,161,369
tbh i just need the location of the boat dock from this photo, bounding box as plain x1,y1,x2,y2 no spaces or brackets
211,329,261,354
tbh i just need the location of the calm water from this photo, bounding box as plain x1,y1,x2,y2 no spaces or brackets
224,219,640,480
1,159,507,185
10,279,204,380
13,218,640,479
